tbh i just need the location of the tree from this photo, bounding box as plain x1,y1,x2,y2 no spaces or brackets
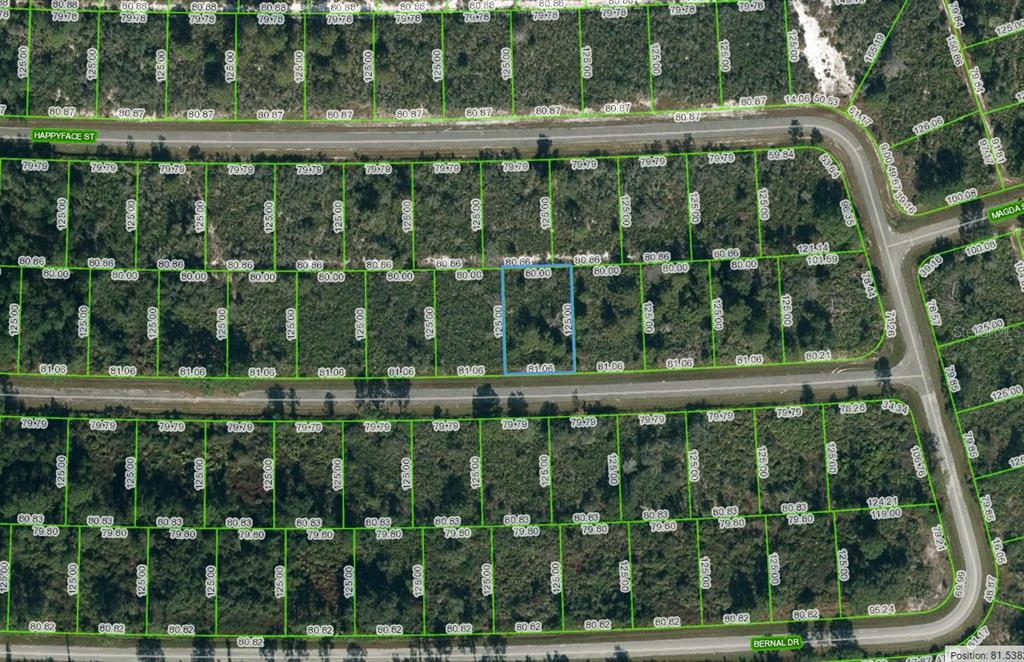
507,391,528,416
481,635,507,662
534,136,552,159
387,379,411,412
539,400,560,417
789,119,803,143
189,637,213,661
136,638,165,662
472,384,501,418
606,647,630,662
263,384,286,418
958,199,985,242
344,642,367,662
825,619,862,656
874,356,892,391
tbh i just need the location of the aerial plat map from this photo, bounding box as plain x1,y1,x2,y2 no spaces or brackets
0,0,1022,660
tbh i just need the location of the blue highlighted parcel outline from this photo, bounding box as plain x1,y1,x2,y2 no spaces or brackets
499,263,577,376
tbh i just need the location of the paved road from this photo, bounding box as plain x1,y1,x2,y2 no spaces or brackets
795,113,986,657
0,113,989,660
4,366,901,411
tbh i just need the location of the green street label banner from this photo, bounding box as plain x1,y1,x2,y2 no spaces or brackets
30,128,98,144
988,199,1024,223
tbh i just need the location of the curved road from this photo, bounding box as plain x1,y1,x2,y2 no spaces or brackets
0,113,989,660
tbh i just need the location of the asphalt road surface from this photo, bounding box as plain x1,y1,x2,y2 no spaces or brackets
0,112,990,660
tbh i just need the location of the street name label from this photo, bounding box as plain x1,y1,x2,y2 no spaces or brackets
988,199,1024,223
30,128,98,144
751,635,803,651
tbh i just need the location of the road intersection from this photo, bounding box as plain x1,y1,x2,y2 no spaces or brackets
0,111,992,659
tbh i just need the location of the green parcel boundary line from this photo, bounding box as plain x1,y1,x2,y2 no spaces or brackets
0,145,889,384
914,231,1024,660
1,0,1023,219
0,397,957,643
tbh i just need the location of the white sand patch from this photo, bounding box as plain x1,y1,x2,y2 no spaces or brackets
792,0,855,96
